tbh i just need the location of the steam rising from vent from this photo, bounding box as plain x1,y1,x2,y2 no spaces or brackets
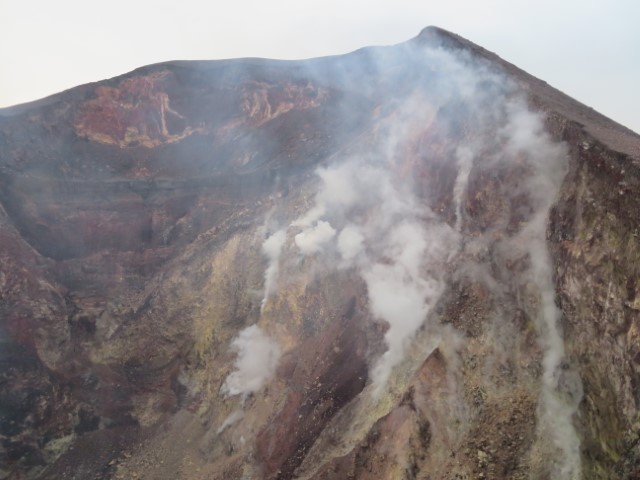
337,225,364,262
453,145,474,232
221,325,281,399
500,100,583,478
294,220,336,255
291,156,460,393
216,410,244,434
261,229,286,310
245,38,582,476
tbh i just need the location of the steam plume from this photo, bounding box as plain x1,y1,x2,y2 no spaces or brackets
291,153,459,394
221,325,281,399
502,100,582,478
294,220,336,255
251,38,582,475
261,229,286,310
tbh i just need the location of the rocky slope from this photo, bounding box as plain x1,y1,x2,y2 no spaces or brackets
1,27,639,479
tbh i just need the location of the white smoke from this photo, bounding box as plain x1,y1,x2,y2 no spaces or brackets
500,101,583,478
261,229,286,310
453,145,474,232
365,220,458,391
216,410,244,434
280,46,496,393
294,220,336,255
337,225,364,262
290,150,460,394
249,39,582,475
221,325,281,399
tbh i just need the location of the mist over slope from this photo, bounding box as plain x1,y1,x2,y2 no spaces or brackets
1,26,639,479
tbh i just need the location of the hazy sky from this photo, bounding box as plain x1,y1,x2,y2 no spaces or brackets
1,0,638,133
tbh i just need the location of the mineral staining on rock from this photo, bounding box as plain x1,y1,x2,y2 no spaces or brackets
74,71,203,148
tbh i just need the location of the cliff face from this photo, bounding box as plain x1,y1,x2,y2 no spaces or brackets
1,27,639,479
